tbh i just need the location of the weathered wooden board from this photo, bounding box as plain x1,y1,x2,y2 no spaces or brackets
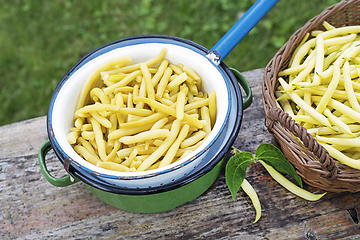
1,68,360,239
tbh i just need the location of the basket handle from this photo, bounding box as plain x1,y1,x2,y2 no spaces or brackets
266,107,339,178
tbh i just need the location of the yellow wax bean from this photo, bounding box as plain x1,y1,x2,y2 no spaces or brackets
302,83,315,130
119,112,168,129
114,93,125,126
144,117,169,150
316,135,360,147
97,161,129,172
81,131,95,141
90,87,110,104
290,38,316,68
89,117,107,161
279,78,331,127
130,160,142,169
136,97,203,129
151,59,169,86
339,115,359,124
311,30,324,36
121,148,139,167
74,118,85,130
176,85,188,121
119,129,170,145
159,124,190,168
259,160,326,201
312,34,324,87
167,72,188,91
107,112,118,143
102,48,166,75
108,123,153,140
303,74,312,105
74,145,101,165
103,73,127,83
312,125,360,136
132,84,139,104
75,104,120,118
318,25,360,40
180,130,207,149
285,52,316,91
319,143,360,170
67,131,79,144
169,63,183,75
278,64,307,77
177,150,193,161
90,111,112,129
157,97,174,106
116,148,133,159
209,91,217,128
176,139,204,157
126,167,137,172
201,106,211,135
183,98,210,112
103,70,142,95
156,67,172,98
77,137,97,156
325,44,343,55
134,78,146,109
137,119,181,171
323,33,357,48
241,178,261,223
183,66,200,80
313,96,360,122
289,32,310,67
322,21,335,31
105,140,121,162
275,90,294,118
343,61,360,112
323,132,360,138
118,108,153,117
319,41,353,79
323,108,353,136
187,82,199,96
323,51,339,70
70,126,80,133
187,89,195,103
292,115,320,125
140,62,156,100
127,92,134,109
75,56,132,111
147,162,161,170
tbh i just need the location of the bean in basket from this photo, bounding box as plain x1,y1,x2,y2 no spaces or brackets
275,21,360,171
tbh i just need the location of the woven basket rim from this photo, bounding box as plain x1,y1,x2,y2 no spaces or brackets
262,0,360,192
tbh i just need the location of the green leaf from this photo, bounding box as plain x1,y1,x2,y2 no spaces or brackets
225,152,254,201
255,143,302,188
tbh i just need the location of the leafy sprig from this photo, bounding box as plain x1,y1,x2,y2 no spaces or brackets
225,143,326,223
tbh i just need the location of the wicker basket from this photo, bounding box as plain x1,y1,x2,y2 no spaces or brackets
262,0,360,192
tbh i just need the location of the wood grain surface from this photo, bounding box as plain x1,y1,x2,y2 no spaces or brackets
1,68,360,240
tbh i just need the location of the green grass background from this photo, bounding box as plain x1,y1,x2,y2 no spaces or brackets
0,0,339,126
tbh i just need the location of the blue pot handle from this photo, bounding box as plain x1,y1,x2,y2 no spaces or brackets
38,140,79,187
209,0,279,63
230,68,252,109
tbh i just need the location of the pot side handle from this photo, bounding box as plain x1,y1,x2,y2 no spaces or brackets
230,68,252,109
38,140,79,187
